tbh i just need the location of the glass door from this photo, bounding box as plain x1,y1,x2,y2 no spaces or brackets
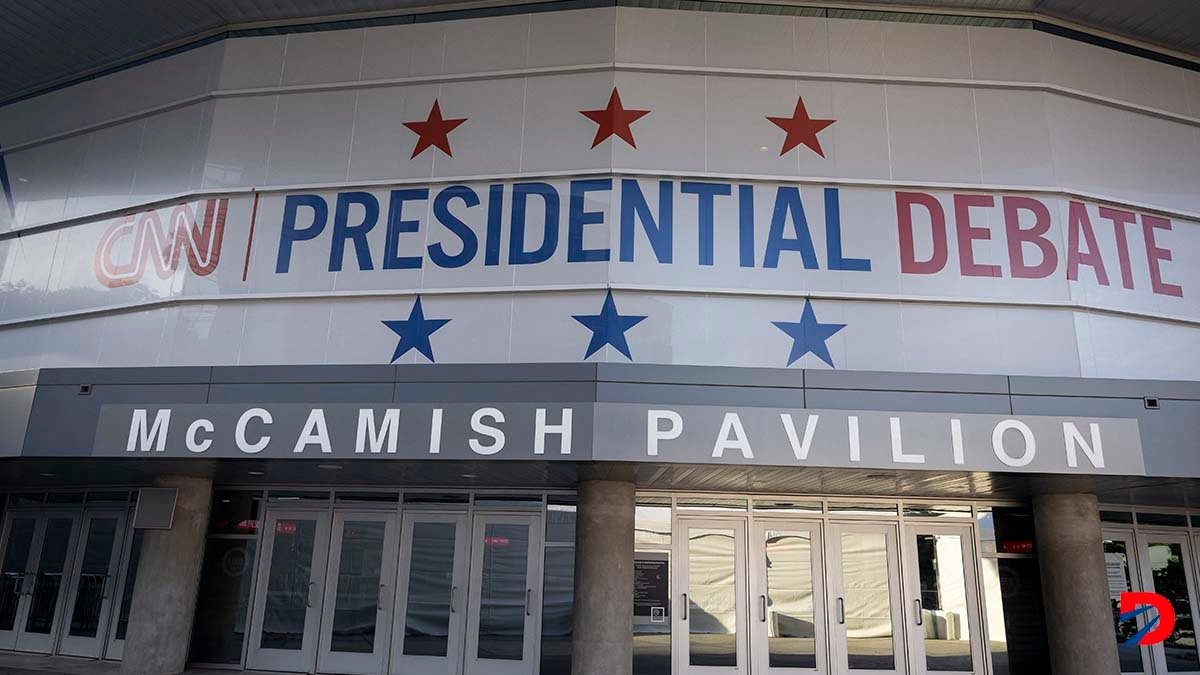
14,514,80,653
674,518,749,675
58,509,128,658
463,513,543,675
0,514,38,650
749,519,826,674
390,512,470,675
1137,532,1200,673
826,522,904,675
902,523,984,674
246,510,333,673
316,511,400,674
1105,529,1151,674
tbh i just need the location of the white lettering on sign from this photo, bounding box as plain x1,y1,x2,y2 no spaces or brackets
126,409,170,453
889,417,926,464
647,410,682,457
992,419,1036,467
535,407,573,455
781,413,819,461
186,419,213,453
236,408,272,454
429,408,443,454
470,407,505,455
356,408,400,454
293,408,332,454
1064,422,1104,469
713,412,754,459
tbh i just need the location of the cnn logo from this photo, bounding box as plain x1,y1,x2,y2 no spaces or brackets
93,198,228,288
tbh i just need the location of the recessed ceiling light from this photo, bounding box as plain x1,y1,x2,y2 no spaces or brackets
461,474,478,479
318,464,342,470
39,472,56,477
247,471,265,476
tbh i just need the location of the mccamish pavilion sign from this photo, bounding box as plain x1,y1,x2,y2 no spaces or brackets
95,403,1145,476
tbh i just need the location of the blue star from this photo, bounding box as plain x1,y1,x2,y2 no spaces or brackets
772,299,846,367
572,290,647,360
382,297,450,363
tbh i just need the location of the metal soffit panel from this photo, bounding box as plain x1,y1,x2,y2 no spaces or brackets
2,458,1198,508
0,0,1196,105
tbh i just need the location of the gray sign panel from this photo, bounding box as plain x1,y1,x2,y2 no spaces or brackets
92,402,1144,475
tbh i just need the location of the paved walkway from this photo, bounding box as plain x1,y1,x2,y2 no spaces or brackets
0,652,229,675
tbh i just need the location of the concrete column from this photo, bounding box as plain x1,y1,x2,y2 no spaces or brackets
121,475,213,675
572,478,636,675
1032,492,1120,675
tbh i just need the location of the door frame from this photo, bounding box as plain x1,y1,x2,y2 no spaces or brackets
57,507,129,658
315,510,400,675
13,512,82,655
749,517,827,675
1104,527,1152,675
901,521,986,675
1136,530,1200,674
672,516,750,675
462,511,545,675
245,508,334,673
825,520,906,675
389,510,471,675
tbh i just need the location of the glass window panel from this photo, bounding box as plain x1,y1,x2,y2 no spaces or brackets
677,497,747,512
403,522,457,657
404,492,469,505
474,495,543,509
476,523,530,661
981,557,1050,675
829,502,898,516
687,528,737,667
209,492,263,535
334,492,399,504
0,517,36,631
330,521,386,654
754,499,822,513
635,505,672,551
905,504,972,519
764,530,816,668
539,547,574,675
1103,540,1144,672
189,539,257,664
46,492,85,504
841,531,894,670
546,499,576,544
25,517,74,634
634,501,671,675
258,519,318,650
10,494,46,505
115,531,144,641
68,517,119,638
915,534,972,671
267,491,330,503
1138,513,1189,528
1101,511,1135,524
1147,542,1199,671
977,508,997,555
84,491,129,503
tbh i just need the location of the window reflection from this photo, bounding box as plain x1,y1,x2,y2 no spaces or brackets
403,522,456,657
764,530,816,668
259,519,317,651
915,534,972,671
688,528,737,667
476,523,530,661
841,531,894,670
329,521,385,654
1148,542,1199,671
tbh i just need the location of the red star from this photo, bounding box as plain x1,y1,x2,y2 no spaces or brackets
580,87,650,149
403,100,467,158
767,97,836,157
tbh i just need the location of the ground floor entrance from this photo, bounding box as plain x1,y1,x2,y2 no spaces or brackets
243,503,547,675
671,516,984,675
0,495,140,662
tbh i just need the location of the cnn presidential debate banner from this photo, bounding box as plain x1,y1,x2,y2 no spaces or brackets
12,176,1194,323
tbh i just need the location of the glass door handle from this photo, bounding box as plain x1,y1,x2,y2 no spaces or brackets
450,585,457,613
306,581,316,608
760,595,767,622
914,599,923,626
682,593,688,621
836,597,845,625
377,584,386,611
526,589,533,617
